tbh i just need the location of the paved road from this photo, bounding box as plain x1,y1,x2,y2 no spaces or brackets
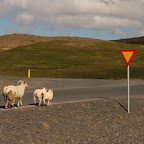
0,77,144,108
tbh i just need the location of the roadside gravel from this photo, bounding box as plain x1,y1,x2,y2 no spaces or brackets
0,97,143,144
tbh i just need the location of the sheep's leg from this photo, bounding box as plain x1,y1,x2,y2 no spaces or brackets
5,99,9,109
20,98,22,106
11,99,15,106
8,102,10,108
11,99,16,108
17,98,20,107
47,100,50,106
11,102,14,106
39,99,42,106
49,101,52,105
34,96,37,104
43,99,45,104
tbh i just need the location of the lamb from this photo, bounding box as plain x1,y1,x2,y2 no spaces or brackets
2,85,16,100
33,88,47,106
43,89,53,106
4,90,16,109
2,85,17,108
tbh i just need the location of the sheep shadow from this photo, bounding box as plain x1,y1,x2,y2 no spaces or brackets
29,103,47,106
29,103,36,106
0,104,17,109
0,105,5,109
99,97,128,112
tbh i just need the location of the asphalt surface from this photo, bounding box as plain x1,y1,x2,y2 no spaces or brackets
0,77,144,108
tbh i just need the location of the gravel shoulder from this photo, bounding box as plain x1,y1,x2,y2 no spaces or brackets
0,97,143,144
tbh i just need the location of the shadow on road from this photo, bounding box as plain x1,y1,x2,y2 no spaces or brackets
0,104,18,109
29,103,36,106
29,103,47,106
0,105,5,109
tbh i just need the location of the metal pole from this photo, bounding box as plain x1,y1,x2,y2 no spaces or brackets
128,65,130,113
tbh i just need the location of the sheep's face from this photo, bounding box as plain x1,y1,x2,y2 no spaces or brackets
23,81,28,87
42,87,47,93
48,89,53,93
17,80,28,87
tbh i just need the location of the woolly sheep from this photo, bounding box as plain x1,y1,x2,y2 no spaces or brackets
2,80,28,108
2,85,17,108
43,89,53,106
15,80,28,107
2,85,16,100
4,90,16,109
33,88,47,106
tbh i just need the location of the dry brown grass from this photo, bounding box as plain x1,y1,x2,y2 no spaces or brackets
0,34,104,50
0,34,52,50
42,122,49,129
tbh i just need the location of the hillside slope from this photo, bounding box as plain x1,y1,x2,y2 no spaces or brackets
0,35,143,79
1,34,95,50
112,36,144,45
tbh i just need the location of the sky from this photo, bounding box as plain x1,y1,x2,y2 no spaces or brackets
0,0,144,40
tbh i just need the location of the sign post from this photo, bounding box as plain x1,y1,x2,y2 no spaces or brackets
120,50,136,113
128,65,130,113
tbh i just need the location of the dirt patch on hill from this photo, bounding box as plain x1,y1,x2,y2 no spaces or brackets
0,34,103,50
0,34,52,50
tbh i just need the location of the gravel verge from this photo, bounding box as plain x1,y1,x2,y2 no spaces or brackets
0,97,143,144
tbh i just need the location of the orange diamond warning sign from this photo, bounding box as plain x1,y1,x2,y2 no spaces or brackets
120,50,136,66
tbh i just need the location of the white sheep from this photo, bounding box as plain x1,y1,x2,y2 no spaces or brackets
43,89,53,106
15,80,28,107
33,88,47,106
2,80,28,108
2,85,16,100
4,90,16,109
2,85,17,108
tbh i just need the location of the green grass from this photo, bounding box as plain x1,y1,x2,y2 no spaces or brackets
0,38,144,79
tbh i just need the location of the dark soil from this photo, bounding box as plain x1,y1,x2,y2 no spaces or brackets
0,97,143,144
112,36,144,45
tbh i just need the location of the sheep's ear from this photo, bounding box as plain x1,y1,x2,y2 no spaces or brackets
17,80,23,84
23,81,25,84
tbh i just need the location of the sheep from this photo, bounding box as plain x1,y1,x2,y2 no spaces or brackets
33,88,47,106
4,90,16,109
2,85,17,108
2,80,28,108
43,89,53,106
2,85,14,100
15,80,28,107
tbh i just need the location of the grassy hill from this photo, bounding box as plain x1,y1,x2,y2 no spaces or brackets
0,34,72,50
112,36,144,45
0,34,144,79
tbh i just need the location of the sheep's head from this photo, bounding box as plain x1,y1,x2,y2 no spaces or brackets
23,81,28,87
48,89,53,93
17,80,28,87
42,87,47,93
